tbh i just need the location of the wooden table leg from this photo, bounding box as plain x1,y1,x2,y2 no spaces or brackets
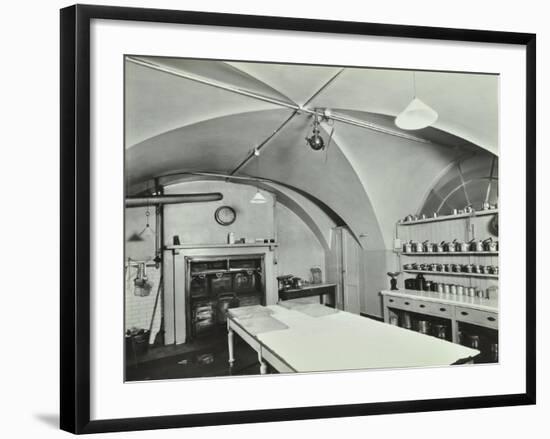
258,352,267,375
228,324,235,368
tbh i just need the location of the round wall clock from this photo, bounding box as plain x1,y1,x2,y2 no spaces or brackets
214,206,237,226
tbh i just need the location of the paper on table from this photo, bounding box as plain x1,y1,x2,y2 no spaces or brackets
237,315,289,335
227,305,273,320
278,302,339,318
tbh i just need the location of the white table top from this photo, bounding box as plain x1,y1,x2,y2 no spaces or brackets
380,289,498,313
230,304,479,373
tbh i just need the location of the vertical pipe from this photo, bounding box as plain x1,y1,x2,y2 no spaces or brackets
172,253,177,345
154,178,165,345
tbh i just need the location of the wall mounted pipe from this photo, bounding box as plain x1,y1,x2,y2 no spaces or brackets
125,193,223,207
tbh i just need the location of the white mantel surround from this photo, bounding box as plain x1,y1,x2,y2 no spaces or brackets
163,244,279,345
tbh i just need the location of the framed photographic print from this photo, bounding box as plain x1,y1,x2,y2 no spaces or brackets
60,4,536,434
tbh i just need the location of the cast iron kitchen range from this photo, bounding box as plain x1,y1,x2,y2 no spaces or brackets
187,255,265,339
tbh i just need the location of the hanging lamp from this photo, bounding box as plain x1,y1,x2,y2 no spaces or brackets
249,147,267,204
250,188,267,204
395,72,438,130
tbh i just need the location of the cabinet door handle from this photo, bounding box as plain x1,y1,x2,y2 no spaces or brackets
419,304,426,308
389,299,394,303
460,311,469,316
487,316,496,322
404,301,410,305
440,308,447,312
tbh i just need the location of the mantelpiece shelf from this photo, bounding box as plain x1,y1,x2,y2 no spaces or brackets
398,209,498,226
403,269,498,279
166,243,278,250
400,251,498,256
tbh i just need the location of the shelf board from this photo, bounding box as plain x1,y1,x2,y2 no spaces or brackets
400,251,498,256
403,269,498,279
166,243,278,250
398,209,498,226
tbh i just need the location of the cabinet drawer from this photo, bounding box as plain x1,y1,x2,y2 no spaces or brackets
385,296,452,319
385,296,415,310
455,306,498,329
418,301,452,318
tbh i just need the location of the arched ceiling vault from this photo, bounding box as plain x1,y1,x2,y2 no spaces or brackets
125,57,498,250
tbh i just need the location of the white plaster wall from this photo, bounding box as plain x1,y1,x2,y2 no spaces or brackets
275,203,326,281
164,181,275,246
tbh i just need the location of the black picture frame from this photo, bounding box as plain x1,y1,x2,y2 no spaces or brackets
60,4,536,434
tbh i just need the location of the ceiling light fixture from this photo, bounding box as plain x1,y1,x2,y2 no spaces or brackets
395,72,438,130
306,112,325,150
250,189,267,204
250,148,267,204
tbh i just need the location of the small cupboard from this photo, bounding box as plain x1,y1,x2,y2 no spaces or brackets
381,290,498,363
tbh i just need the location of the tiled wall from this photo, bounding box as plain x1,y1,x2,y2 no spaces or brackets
125,264,162,344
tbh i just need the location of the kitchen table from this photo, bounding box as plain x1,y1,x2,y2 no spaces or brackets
226,303,479,374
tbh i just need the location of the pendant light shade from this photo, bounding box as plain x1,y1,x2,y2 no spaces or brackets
395,97,438,130
250,188,267,204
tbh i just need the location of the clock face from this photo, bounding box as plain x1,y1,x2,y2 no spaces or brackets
214,206,236,226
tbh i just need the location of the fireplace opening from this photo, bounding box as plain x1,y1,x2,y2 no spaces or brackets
186,254,266,340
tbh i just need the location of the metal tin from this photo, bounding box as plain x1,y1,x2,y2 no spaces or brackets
456,285,464,296
467,287,476,297
450,284,457,295
432,324,447,339
416,320,430,335
443,284,450,294
469,335,480,349
401,313,412,329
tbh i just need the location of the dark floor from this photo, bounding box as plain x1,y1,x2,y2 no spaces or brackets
125,327,270,381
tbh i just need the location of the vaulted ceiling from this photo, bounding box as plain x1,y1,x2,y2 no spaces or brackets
125,56,498,250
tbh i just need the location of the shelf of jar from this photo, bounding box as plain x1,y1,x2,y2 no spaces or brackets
403,269,498,279
399,251,498,256
397,209,498,226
